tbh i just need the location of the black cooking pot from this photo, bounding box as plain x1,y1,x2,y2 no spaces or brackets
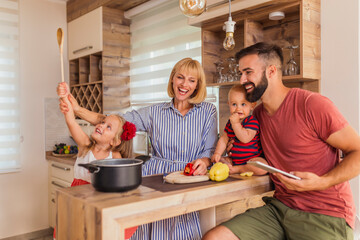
78,158,143,192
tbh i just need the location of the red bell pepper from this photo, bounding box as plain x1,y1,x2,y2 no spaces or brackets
184,163,195,176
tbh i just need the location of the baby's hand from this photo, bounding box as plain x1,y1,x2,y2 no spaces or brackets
229,112,242,125
57,82,70,98
211,153,221,163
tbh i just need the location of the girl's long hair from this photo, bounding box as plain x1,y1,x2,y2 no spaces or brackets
111,115,133,158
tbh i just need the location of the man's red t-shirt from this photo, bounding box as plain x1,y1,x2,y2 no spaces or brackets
254,88,356,228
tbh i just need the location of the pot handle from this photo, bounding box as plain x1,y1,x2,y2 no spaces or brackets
78,163,100,173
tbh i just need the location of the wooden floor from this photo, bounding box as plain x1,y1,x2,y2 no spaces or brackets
1,228,53,240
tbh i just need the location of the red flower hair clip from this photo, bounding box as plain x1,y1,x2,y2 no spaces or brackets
121,121,136,141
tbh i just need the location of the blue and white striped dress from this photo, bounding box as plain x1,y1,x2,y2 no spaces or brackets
122,100,218,240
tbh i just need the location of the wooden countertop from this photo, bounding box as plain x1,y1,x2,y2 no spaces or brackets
45,151,76,165
56,174,272,240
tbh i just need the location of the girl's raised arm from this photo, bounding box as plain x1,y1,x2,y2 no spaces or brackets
58,82,91,149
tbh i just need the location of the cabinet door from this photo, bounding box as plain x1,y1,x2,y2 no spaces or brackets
68,7,103,60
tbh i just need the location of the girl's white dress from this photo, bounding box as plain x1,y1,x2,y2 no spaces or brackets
74,150,112,183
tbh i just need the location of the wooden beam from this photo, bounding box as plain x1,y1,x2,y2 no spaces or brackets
66,0,149,22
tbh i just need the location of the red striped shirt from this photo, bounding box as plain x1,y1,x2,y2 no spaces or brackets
225,115,263,165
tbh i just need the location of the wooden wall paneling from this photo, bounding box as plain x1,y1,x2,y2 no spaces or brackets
244,19,264,47
104,0,150,13
67,0,149,22
102,7,130,113
218,86,232,137
202,29,223,84
300,0,321,88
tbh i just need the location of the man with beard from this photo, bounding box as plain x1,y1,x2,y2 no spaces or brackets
202,42,360,240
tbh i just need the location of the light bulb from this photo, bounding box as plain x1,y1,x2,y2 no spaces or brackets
223,32,235,51
223,17,236,51
179,0,206,18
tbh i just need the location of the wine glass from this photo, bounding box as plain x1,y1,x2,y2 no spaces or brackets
284,45,299,76
226,57,237,82
214,60,225,83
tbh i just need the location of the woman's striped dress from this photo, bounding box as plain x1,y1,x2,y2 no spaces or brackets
122,100,218,240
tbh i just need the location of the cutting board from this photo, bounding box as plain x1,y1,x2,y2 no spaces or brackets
163,171,210,184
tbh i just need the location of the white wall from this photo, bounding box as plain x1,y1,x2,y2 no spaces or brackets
0,0,67,238
321,0,360,215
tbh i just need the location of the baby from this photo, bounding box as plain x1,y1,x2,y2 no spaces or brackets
211,84,267,175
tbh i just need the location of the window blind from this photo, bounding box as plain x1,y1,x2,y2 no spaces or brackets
129,0,217,109
0,0,20,173
129,0,218,155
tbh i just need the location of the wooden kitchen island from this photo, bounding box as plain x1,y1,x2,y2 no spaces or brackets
56,174,273,240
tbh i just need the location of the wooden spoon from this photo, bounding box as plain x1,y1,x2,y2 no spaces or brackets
57,28,64,83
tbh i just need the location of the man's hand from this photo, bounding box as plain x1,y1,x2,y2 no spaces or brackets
226,138,235,157
274,171,328,192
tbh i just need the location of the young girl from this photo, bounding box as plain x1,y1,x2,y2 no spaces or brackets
211,84,267,175
56,82,137,239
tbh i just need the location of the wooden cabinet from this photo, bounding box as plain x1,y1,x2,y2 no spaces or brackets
68,7,131,114
188,0,320,129
68,7,103,60
48,160,74,228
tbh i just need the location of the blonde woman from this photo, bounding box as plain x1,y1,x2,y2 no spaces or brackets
58,58,218,240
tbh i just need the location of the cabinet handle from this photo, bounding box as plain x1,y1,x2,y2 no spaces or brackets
51,181,68,188
73,46,93,54
51,164,70,171
51,198,55,203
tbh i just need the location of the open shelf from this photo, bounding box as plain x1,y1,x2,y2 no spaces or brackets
69,52,103,113
200,0,320,93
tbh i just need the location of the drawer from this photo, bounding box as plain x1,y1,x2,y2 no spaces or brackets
50,177,72,195
50,162,74,183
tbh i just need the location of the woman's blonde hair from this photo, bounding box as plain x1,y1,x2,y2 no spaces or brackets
167,58,207,104
80,115,133,158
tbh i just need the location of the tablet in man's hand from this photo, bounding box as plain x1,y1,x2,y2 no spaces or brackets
247,161,301,180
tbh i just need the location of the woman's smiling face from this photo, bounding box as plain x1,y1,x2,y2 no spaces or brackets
172,70,198,103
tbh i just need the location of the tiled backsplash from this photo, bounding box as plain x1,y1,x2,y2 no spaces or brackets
44,97,75,151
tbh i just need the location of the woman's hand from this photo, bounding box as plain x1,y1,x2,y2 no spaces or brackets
59,94,80,114
192,157,211,175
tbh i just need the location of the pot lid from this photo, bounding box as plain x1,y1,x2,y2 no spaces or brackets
90,158,143,167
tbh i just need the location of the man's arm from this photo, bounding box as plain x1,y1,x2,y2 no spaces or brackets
275,125,360,191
